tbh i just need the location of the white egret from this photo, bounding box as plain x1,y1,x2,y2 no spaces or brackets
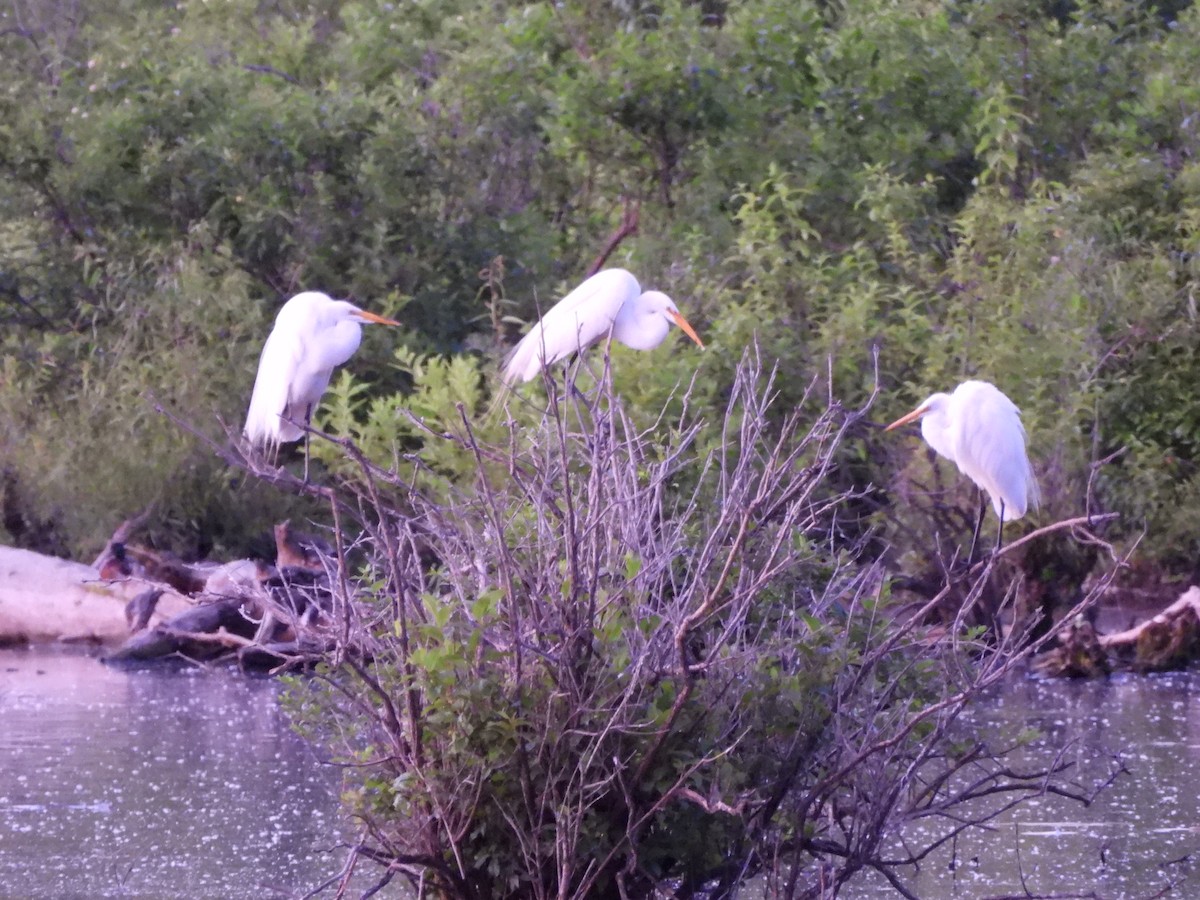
885,379,1039,549
501,268,704,385
244,291,400,460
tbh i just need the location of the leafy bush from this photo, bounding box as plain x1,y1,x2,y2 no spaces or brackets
284,357,1109,897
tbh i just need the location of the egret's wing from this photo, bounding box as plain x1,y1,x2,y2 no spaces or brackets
955,385,1037,521
502,270,635,384
244,322,308,446
285,317,362,426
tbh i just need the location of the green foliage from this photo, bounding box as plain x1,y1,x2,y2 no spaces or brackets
5,0,1176,885
285,365,1037,897
3,0,1200,572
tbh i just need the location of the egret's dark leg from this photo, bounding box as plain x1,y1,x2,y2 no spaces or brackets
996,501,1006,553
966,490,986,567
564,357,596,419
303,404,313,484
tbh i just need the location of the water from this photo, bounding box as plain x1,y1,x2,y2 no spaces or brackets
4,648,1200,898
0,646,390,900
848,672,1200,897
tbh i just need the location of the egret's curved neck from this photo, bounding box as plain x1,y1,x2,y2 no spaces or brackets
612,294,670,351
919,397,956,462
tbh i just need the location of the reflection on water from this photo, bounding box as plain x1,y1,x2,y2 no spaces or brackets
5,648,1200,898
0,646,386,900
849,672,1200,897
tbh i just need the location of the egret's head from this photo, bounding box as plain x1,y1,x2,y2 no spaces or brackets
643,291,705,349
277,292,399,328
884,393,948,431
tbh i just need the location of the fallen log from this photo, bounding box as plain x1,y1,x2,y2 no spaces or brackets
1034,586,1200,677
104,599,259,663
103,565,339,669
0,545,191,645
3,541,343,669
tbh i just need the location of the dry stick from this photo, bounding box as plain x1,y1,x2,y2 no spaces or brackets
628,369,762,782
977,512,1120,566
454,404,542,836
299,833,361,900
630,500,755,789
893,757,1115,871
151,398,340,505
456,404,523,661
161,626,257,650
857,512,1122,700
877,596,1110,801
586,198,640,277
577,740,752,897
152,398,454,883
304,835,461,900
328,433,431,785
333,436,407,621
578,353,619,648
631,361,786,785
768,518,1125,857
155,627,312,669
640,362,873,789
328,496,353,663
571,379,741,894
343,655,407,751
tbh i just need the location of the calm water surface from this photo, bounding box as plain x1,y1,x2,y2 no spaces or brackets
0,646,394,900
848,672,1200,898
4,647,1200,898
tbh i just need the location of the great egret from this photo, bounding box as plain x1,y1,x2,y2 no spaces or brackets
244,291,400,458
501,268,704,385
885,379,1039,549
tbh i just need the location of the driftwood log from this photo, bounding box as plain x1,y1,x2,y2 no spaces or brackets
103,566,340,669
78,512,350,669
1033,586,1200,677
0,545,192,644
2,512,358,670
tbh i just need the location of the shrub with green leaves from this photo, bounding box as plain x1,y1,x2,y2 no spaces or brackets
284,357,1105,897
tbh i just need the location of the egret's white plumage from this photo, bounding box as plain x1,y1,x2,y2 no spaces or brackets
502,268,704,385
244,291,399,449
886,379,1039,522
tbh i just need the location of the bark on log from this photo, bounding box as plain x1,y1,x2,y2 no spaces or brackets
103,565,338,668
104,599,258,662
0,545,191,645
1034,586,1200,676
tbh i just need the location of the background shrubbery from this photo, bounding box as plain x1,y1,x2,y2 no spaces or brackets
3,0,1200,571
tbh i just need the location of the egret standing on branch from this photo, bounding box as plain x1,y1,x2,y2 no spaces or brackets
244,291,400,473
501,268,704,386
885,379,1039,551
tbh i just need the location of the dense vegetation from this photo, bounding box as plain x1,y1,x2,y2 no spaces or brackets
2,0,1198,893
2,0,1198,573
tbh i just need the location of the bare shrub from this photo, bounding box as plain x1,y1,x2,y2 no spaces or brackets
283,352,1117,899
